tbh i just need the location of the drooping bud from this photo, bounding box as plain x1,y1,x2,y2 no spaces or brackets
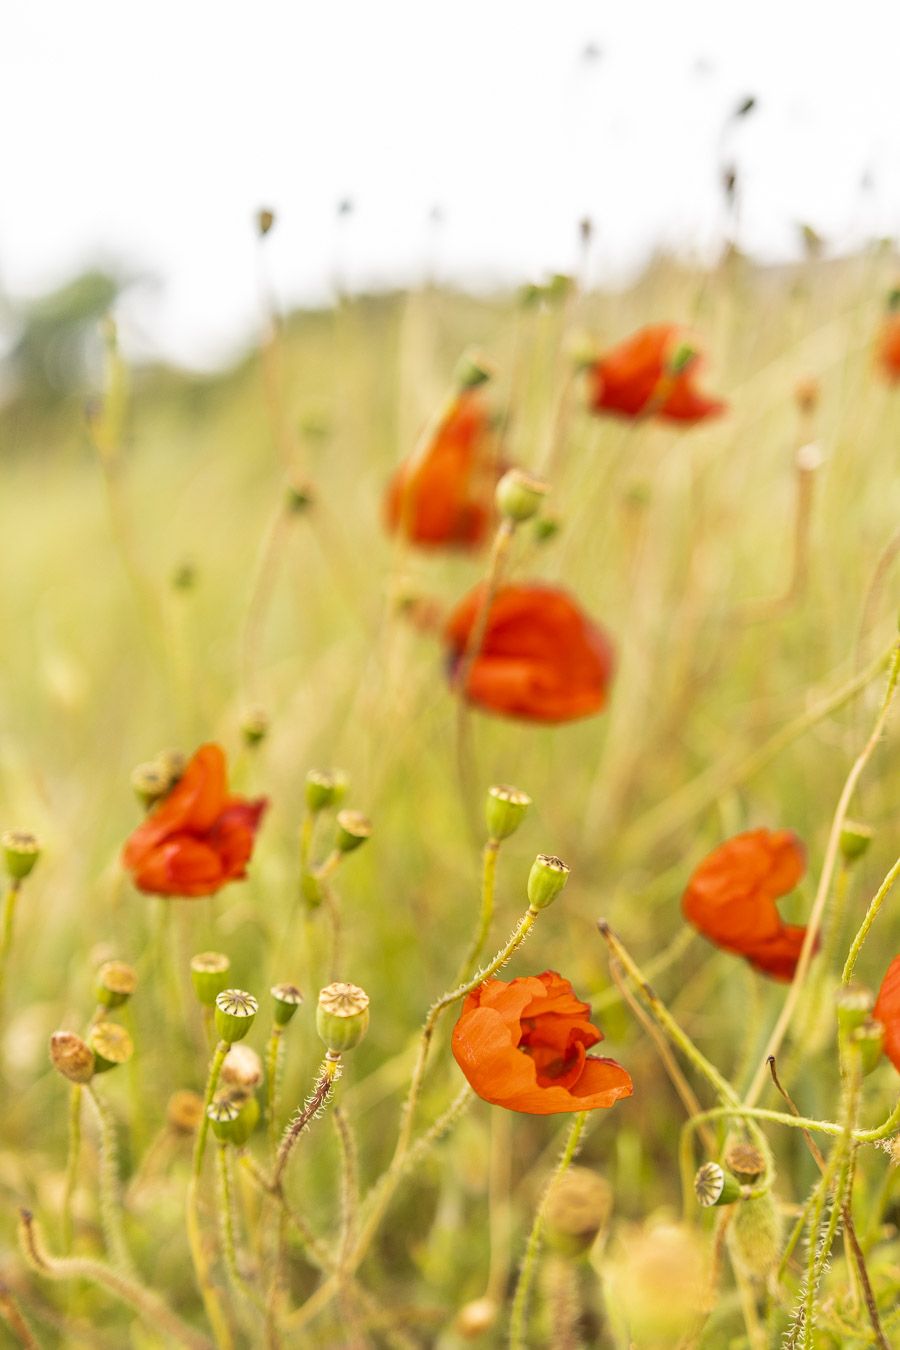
836,984,876,1036
694,1162,742,1208
240,706,269,747
49,1031,95,1084
271,983,304,1027
454,350,493,391
221,1044,264,1093
2,830,41,882
334,810,371,854
214,990,258,1044
527,854,570,910
723,1143,766,1184
190,952,231,1007
728,1193,782,1278
485,785,532,842
95,961,137,1010
543,1166,613,1256
495,469,550,524
839,820,874,864
131,762,170,810
89,1022,134,1074
317,982,369,1053
305,769,348,814
208,1092,260,1146
167,1090,205,1134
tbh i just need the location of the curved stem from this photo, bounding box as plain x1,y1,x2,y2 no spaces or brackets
272,1054,341,1189
841,853,900,986
84,1085,135,1277
454,838,500,987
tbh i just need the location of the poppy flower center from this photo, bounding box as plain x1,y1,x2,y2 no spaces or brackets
519,1016,589,1090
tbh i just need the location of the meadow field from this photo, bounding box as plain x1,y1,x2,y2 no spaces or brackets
0,244,898,1348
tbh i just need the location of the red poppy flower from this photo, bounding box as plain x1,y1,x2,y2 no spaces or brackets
681,829,815,981
877,308,900,382
874,955,900,1072
451,971,633,1115
385,391,499,549
586,324,725,424
444,583,614,723
123,744,267,898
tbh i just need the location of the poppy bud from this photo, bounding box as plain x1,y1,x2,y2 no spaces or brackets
94,961,137,1010
2,830,40,882
485,785,532,842
190,952,231,1007
455,1297,499,1338
543,1166,613,1256
334,810,371,854
728,1193,782,1279
167,1090,204,1134
221,1044,263,1092
89,1022,134,1074
208,1092,260,1147
305,769,348,814
257,207,276,237
49,1031,95,1084
131,763,170,810
495,469,549,524
454,350,493,391
836,984,875,1036
271,982,304,1027
839,820,874,864
240,706,269,746
214,990,258,1044
317,982,370,1053
694,1162,742,1208
852,1019,886,1076
527,854,570,910
724,1143,766,1184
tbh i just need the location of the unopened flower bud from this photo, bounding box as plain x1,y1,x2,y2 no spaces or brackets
485,785,531,842
694,1162,742,1208
853,1019,886,1076
839,820,874,864
167,1090,204,1134
241,706,269,746
335,810,371,854
454,350,493,391
131,762,170,810
208,1092,260,1146
495,469,549,524
728,1193,782,1278
456,1296,499,1338
317,982,369,1053
543,1166,613,1256
3,830,40,882
527,854,570,910
190,952,231,1007
271,983,304,1026
221,1044,263,1092
724,1143,766,1184
305,770,348,814
95,961,137,1010
89,1022,134,1074
214,990,258,1044
49,1031,95,1084
836,984,875,1036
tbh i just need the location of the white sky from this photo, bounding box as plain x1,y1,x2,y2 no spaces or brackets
2,0,900,368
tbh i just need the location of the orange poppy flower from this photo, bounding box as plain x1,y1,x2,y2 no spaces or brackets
586,324,725,424
385,391,498,549
123,744,267,898
877,293,900,381
451,971,633,1115
681,829,815,981
874,955,900,1072
444,583,615,723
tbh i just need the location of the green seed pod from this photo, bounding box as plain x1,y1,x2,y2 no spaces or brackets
317,982,370,1053
853,1019,886,1076
723,1143,766,1184
334,810,371,855
485,785,532,842
95,961,137,1010
305,769,348,814
495,469,550,524
728,1193,782,1279
2,830,41,882
131,762,171,810
214,990,258,1044
839,820,875,864
240,706,269,746
543,1166,613,1257
89,1022,134,1074
49,1031,95,1084
271,983,304,1027
694,1162,742,1208
454,350,493,390
527,854,570,910
190,952,231,1007
836,984,875,1036
208,1092,260,1147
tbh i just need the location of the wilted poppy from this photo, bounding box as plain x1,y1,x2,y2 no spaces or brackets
385,391,499,549
123,744,267,898
451,971,633,1115
586,324,725,425
877,293,900,382
444,583,614,723
682,829,814,980
873,956,900,1072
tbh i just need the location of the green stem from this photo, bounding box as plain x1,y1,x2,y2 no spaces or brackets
0,881,21,1005
62,1084,82,1253
186,1040,234,1350
508,1113,588,1349
84,1085,135,1277
455,839,500,986
265,1026,284,1157
842,853,900,986
216,1144,263,1313
272,1054,341,1189
193,1042,228,1180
